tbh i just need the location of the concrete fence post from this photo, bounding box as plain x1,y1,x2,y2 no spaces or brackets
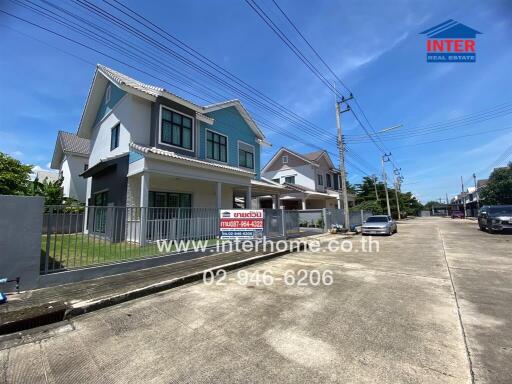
361,210,364,226
0,195,44,291
322,208,328,232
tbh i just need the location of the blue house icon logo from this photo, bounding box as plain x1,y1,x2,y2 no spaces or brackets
420,20,482,62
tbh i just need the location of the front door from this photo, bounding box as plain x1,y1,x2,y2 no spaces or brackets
93,191,108,233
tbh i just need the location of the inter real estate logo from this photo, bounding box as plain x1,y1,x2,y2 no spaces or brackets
420,19,481,63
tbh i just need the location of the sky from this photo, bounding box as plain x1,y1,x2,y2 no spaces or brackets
1,0,511,203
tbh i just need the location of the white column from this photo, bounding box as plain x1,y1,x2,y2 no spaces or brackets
302,198,307,210
272,194,277,209
140,172,150,245
216,182,222,209
246,186,252,209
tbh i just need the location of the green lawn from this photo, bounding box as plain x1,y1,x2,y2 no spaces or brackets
40,234,218,272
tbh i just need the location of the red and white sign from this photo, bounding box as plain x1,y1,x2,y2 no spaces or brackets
220,210,264,239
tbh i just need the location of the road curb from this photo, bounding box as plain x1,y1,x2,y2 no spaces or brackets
1,241,308,338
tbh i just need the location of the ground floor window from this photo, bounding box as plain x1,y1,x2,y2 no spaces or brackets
148,191,192,208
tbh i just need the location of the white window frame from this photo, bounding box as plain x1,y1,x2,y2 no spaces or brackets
205,128,229,164
158,105,195,153
105,84,111,105
282,155,288,164
237,140,255,171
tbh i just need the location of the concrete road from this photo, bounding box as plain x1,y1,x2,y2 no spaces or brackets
1,218,510,383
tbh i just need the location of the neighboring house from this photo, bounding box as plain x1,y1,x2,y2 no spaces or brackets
72,65,283,236
34,169,59,183
261,147,355,209
50,131,90,202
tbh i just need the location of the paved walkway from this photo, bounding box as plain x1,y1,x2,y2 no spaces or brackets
1,237,317,327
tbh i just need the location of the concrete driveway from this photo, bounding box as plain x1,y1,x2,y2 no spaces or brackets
1,218,510,383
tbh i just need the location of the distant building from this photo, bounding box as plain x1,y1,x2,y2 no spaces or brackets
50,131,91,202
34,169,59,183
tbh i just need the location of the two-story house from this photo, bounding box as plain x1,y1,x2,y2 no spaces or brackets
50,131,90,202
60,65,284,239
261,147,355,209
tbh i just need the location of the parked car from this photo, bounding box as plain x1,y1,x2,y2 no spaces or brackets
361,215,397,236
451,210,465,219
478,205,512,233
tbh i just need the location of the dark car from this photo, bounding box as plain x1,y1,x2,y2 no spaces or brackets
478,205,512,233
451,210,465,219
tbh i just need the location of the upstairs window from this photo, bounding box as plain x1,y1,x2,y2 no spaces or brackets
206,130,227,162
326,173,332,188
284,176,295,184
238,141,255,170
239,149,254,169
282,155,288,164
161,107,193,150
84,164,89,171
317,174,323,186
272,178,280,184
110,123,120,151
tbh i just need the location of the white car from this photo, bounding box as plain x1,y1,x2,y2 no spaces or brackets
361,215,397,236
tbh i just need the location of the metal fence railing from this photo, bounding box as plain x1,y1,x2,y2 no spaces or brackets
41,206,221,274
40,206,373,274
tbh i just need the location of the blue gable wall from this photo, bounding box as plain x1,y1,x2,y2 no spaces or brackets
94,83,126,125
199,106,261,179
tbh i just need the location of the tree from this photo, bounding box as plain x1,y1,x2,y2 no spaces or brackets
0,152,33,195
32,177,64,205
480,163,512,205
352,176,422,217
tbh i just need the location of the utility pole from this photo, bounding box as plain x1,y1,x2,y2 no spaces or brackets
461,176,467,218
446,192,450,216
335,93,353,230
372,175,380,201
381,153,392,217
473,173,480,212
393,169,401,220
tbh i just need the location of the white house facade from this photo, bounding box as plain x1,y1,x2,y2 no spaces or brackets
261,148,356,209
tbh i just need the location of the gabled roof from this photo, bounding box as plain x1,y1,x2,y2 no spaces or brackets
77,65,210,138
262,147,337,173
203,99,266,141
303,150,324,161
50,131,91,169
262,147,319,172
420,20,482,39
77,65,269,142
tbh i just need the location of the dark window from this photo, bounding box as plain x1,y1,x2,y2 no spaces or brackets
272,178,280,184
110,124,120,151
366,216,389,223
326,174,332,188
84,164,88,171
239,149,254,169
285,176,295,184
161,108,193,150
206,130,227,162
148,191,192,208
333,174,339,189
318,174,323,185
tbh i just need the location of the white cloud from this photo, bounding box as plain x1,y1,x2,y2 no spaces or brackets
10,150,24,158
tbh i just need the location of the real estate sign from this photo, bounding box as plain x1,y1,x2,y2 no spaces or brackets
219,209,264,239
